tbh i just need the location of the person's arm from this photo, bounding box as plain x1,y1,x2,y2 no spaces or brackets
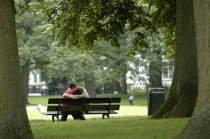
80,86,90,98
63,93,85,99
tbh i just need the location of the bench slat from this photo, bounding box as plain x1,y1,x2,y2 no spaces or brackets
47,105,120,111
48,97,121,104
87,110,118,114
43,110,118,115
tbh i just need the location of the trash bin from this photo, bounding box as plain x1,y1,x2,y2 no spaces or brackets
147,87,166,116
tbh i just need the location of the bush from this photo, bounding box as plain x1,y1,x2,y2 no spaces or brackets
128,87,146,95
162,83,171,91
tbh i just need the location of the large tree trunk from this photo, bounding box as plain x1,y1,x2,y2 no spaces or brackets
0,1,34,138
174,1,210,138
152,0,198,118
22,60,30,104
84,78,96,98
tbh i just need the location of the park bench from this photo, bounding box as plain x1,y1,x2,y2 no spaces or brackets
38,97,121,122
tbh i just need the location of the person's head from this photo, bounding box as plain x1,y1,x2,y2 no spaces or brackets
69,83,78,89
73,86,83,95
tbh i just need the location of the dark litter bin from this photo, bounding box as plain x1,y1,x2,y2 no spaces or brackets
147,87,166,116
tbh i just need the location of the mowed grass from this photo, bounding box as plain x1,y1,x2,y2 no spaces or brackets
30,117,189,139
27,94,188,139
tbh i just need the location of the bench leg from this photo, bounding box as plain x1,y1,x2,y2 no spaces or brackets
56,115,59,121
107,114,110,119
52,115,59,122
52,115,55,122
102,114,110,119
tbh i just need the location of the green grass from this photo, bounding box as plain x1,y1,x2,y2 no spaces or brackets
28,94,187,139
30,117,189,139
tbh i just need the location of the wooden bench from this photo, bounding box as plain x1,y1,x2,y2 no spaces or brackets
39,97,121,122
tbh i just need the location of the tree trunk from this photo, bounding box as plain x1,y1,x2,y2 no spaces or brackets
121,69,127,94
0,1,34,138
112,80,121,94
84,78,96,98
148,51,162,87
174,1,210,138
22,60,30,104
152,0,198,118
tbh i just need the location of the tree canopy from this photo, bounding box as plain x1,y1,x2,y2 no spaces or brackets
33,0,175,56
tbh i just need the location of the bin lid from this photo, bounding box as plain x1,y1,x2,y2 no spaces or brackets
147,87,166,93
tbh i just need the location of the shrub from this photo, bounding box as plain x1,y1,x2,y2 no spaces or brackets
128,87,146,95
162,83,171,91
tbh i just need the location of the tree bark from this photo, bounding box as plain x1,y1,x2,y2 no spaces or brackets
0,1,34,138
121,68,127,94
174,0,210,138
121,62,128,94
112,80,121,94
152,0,198,118
84,78,96,98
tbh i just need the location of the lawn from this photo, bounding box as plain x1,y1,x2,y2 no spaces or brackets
27,94,188,139
30,117,189,139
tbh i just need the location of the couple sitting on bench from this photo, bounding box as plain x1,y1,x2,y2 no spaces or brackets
60,83,89,121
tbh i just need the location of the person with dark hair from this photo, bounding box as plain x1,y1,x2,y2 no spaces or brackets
62,86,90,120
63,86,89,99
62,83,78,98
60,83,90,121
59,83,78,121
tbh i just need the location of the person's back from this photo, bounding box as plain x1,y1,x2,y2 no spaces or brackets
60,83,78,121
64,86,90,99
129,95,134,105
129,95,134,100
63,88,73,98
61,83,77,106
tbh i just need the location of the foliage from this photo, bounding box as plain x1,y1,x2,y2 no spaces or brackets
31,0,152,57
45,47,100,94
141,0,176,58
31,0,176,58
16,4,51,67
128,87,146,95
162,83,171,91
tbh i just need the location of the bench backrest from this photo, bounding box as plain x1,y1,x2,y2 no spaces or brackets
47,97,121,112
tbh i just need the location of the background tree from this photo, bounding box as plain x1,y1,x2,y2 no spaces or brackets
0,0,34,138
16,5,51,104
140,33,165,88
46,47,98,97
35,0,197,118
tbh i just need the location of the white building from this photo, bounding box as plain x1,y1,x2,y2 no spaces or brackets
28,70,47,94
126,56,173,90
